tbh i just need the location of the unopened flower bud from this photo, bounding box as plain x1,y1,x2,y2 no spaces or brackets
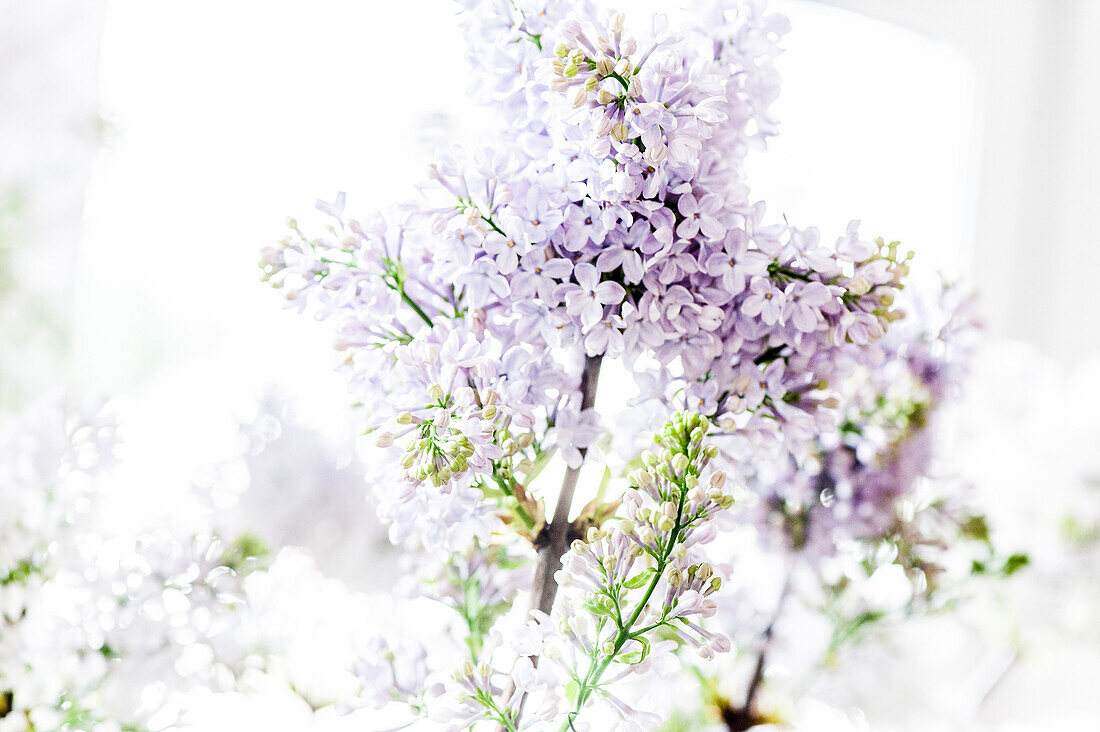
569,85,587,109
596,88,617,106
847,277,872,296
643,142,668,164
630,468,654,489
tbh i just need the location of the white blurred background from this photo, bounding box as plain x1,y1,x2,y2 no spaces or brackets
2,0,1098,728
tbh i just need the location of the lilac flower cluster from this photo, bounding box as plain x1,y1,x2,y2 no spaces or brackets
402,543,535,659
0,397,116,728
677,284,983,727
255,2,1000,730
262,0,906,564
746,283,979,556
436,412,736,730
263,206,575,553
0,399,291,730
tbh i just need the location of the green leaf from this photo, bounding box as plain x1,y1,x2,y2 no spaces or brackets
521,450,554,483
1002,553,1030,576
565,680,579,703
960,515,991,545
622,570,654,590
595,466,612,502
618,634,651,665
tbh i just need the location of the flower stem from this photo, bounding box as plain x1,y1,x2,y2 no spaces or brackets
558,438,693,731
508,355,602,728
531,354,603,617
741,563,794,719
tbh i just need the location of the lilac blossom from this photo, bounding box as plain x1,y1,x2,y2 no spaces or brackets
254,2,993,730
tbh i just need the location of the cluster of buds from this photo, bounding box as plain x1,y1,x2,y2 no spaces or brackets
448,660,513,729
662,559,730,659
545,14,660,146
394,422,476,489
834,234,913,344
374,385,491,489
556,525,646,597
488,416,537,482
624,413,734,551
545,411,736,725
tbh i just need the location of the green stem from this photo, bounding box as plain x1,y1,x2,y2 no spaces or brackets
605,71,631,93
558,451,691,731
400,287,434,328
482,214,508,238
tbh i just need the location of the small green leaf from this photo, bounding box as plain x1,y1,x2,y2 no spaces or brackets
1002,553,1029,576
960,515,991,545
622,570,653,590
595,466,612,501
565,680,579,703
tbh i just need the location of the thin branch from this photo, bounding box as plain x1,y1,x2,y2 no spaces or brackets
509,354,602,728
531,354,603,617
742,562,795,718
